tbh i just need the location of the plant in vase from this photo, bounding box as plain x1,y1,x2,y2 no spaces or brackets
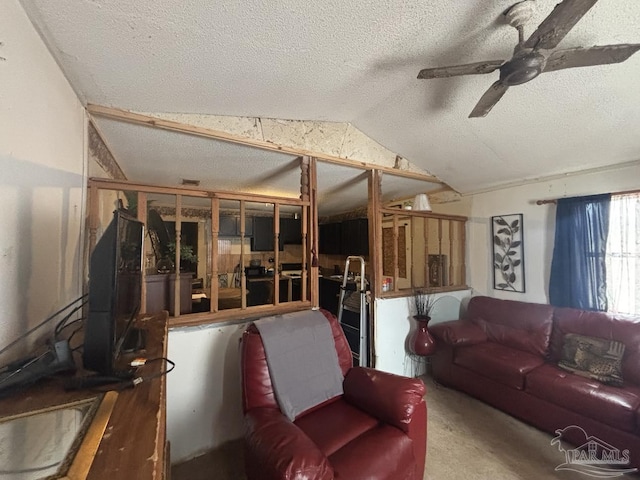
408,288,437,356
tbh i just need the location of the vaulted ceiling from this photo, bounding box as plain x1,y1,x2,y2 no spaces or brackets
20,0,640,202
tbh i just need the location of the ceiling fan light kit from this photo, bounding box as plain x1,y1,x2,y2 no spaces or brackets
417,0,640,118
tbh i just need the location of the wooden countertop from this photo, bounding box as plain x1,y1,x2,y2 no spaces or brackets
0,312,169,480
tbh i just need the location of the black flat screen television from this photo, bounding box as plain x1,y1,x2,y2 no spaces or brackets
83,210,144,375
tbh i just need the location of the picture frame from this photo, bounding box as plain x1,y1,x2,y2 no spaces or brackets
491,213,525,293
0,391,118,480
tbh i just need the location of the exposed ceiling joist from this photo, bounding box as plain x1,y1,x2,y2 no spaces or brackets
87,104,446,186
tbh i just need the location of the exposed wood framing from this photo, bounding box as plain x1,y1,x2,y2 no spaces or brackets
173,195,182,317
309,157,319,308
367,170,382,368
87,104,445,185
89,177,308,207
210,197,219,313
138,192,148,312
368,170,382,298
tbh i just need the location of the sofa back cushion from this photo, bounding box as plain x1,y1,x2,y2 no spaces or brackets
466,296,554,357
550,308,640,386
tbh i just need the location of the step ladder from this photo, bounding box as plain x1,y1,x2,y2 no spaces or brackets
337,256,370,367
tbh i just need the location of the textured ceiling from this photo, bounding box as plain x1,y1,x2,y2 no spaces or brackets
21,0,640,195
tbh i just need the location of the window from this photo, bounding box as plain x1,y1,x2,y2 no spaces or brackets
606,193,640,315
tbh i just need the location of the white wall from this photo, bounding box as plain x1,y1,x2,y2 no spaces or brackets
466,164,640,304
374,290,471,377
167,321,250,463
0,1,86,358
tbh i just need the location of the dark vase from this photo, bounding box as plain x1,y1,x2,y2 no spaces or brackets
408,315,436,356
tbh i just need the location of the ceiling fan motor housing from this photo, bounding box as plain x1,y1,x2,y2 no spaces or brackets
500,51,545,85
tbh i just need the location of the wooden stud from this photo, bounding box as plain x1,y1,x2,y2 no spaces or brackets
460,220,467,287
138,192,148,314
211,197,219,313
438,218,443,287
273,203,280,306
449,220,454,287
309,157,319,308
368,170,382,297
173,195,182,317
393,215,399,292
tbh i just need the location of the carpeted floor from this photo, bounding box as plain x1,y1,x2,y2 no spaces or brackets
172,376,638,479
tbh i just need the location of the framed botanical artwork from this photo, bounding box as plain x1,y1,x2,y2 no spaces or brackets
492,214,525,292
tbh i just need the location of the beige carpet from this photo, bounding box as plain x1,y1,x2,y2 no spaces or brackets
173,376,638,479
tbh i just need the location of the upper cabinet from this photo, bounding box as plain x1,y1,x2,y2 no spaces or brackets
251,216,279,251
341,218,369,256
219,214,253,237
319,222,342,254
251,216,302,251
319,218,368,255
280,217,302,245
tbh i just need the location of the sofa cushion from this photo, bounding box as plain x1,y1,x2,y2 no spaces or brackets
328,425,416,480
454,343,545,390
550,307,640,386
430,320,488,347
526,364,640,433
466,296,554,356
295,398,378,456
558,333,625,386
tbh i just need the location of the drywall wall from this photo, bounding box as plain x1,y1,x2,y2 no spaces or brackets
0,1,86,359
374,290,471,377
167,321,250,463
466,163,640,304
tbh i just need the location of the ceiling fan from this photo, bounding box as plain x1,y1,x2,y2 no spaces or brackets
417,0,640,118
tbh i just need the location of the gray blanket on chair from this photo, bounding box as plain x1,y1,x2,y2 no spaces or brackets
255,310,344,421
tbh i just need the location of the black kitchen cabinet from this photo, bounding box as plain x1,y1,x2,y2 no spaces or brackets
319,222,342,254
280,217,302,244
219,215,236,236
319,218,368,255
251,216,283,251
219,214,253,237
247,277,273,306
340,218,369,255
319,277,341,315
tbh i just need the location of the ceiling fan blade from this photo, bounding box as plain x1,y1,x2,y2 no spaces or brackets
543,44,640,72
417,60,505,79
523,0,597,50
469,81,509,118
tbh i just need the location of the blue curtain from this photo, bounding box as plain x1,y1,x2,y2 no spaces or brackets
549,194,611,311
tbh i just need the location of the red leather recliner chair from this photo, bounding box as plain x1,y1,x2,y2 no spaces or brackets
240,309,427,480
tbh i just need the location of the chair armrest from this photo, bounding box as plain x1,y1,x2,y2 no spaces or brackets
430,319,487,346
245,408,333,480
343,367,425,433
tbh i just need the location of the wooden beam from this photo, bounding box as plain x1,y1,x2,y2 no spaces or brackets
88,177,308,206
87,104,445,185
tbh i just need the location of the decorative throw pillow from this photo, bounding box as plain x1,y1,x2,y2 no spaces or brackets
558,333,625,387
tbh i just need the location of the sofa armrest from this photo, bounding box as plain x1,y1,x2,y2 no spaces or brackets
245,408,333,480
343,367,426,433
430,319,488,347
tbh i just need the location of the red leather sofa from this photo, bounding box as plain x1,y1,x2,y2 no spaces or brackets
431,295,640,467
240,309,427,480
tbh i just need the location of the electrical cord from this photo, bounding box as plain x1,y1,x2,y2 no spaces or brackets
65,357,175,392
0,294,88,363
54,302,88,339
